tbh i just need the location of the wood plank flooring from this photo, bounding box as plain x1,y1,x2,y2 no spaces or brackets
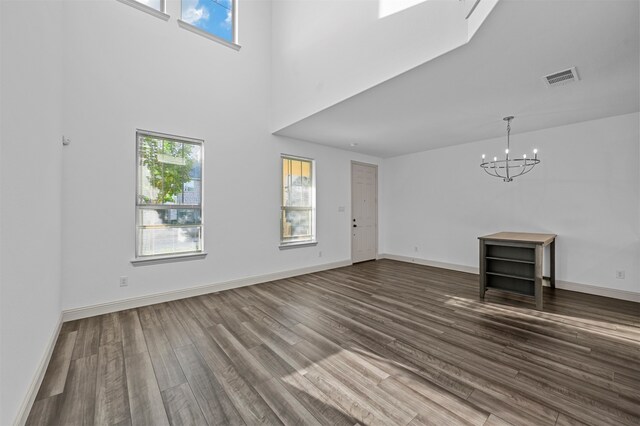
27,260,640,425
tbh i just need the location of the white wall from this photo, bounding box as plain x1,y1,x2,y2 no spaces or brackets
60,0,380,311
0,1,64,424
381,113,640,294
271,0,469,131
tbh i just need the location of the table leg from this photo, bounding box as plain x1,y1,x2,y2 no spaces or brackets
479,240,486,300
550,239,556,289
535,245,543,310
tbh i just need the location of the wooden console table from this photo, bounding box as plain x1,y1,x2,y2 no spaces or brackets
479,232,556,310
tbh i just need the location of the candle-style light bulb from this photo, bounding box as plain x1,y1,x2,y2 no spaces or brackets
533,149,538,154
482,154,485,159
505,149,509,154
494,157,497,162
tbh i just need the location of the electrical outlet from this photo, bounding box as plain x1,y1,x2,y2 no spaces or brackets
616,270,625,279
119,276,129,287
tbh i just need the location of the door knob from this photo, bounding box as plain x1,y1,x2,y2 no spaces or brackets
353,224,357,228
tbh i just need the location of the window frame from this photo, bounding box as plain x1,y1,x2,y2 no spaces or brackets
279,154,317,249
116,0,170,21
177,0,241,51
133,130,206,262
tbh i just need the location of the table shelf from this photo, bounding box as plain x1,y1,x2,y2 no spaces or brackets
486,271,535,282
485,256,535,265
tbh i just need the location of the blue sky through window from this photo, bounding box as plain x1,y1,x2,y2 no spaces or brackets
182,0,233,42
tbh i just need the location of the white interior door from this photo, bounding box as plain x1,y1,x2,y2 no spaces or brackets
351,162,378,263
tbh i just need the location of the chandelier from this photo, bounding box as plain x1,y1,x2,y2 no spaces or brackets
480,116,540,182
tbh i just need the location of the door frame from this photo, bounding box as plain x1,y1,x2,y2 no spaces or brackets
350,161,379,263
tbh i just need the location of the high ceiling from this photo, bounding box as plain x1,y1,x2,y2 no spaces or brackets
275,0,640,158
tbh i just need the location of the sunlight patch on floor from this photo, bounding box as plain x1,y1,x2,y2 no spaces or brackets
444,294,640,347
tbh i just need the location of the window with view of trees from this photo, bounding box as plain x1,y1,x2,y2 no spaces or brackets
181,0,235,44
136,131,203,258
281,155,316,246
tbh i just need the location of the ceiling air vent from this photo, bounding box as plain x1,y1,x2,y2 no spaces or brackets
543,67,579,87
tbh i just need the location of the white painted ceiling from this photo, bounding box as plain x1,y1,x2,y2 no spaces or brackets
275,0,640,158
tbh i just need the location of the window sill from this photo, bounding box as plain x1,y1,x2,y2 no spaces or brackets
131,252,207,266
116,0,170,21
177,20,241,51
279,241,318,250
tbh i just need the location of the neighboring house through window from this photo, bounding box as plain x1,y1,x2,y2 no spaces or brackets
280,155,316,247
136,131,204,258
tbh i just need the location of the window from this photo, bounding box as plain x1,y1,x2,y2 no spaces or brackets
134,0,163,11
180,0,236,45
136,131,204,258
117,0,169,20
281,155,316,247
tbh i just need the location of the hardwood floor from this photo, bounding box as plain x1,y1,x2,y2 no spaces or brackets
27,260,640,426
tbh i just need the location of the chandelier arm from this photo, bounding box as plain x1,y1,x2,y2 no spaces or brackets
511,162,530,177
512,168,527,178
488,166,505,178
482,167,501,178
488,161,507,170
481,162,499,170
525,159,541,173
518,165,538,176
487,162,504,177
516,161,538,177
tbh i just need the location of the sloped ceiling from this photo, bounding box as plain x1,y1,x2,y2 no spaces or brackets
275,0,640,158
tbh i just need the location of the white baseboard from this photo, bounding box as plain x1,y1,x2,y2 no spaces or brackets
379,253,479,274
62,260,352,321
379,253,640,303
554,280,640,303
15,314,63,426
60,252,639,320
